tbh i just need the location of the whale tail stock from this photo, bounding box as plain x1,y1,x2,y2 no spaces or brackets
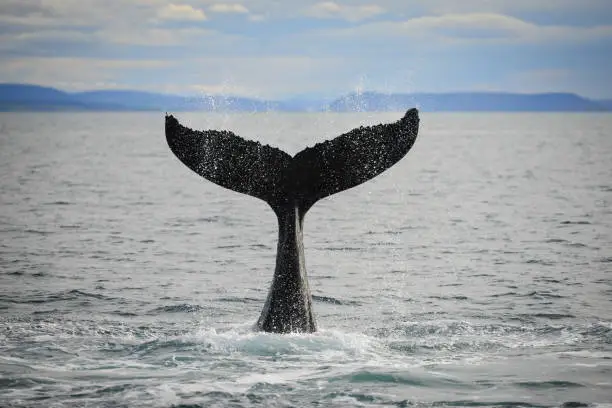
165,108,420,214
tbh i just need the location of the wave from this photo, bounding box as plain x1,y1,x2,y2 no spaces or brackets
379,318,612,356
43,201,74,206
0,377,57,389
490,291,566,299
149,304,205,314
183,326,381,358
320,246,364,252
428,295,469,301
217,296,260,304
515,380,585,389
312,295,361,306
429,401,549,408
110,310,139,317
0,289,119,305
327,369,464,388
519,313,575,320
522,291,565,299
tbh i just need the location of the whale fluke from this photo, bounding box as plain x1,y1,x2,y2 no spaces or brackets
291,108,419,212
165,115,292,209
165,109,420,333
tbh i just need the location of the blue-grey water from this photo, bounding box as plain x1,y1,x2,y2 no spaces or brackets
0,112,611,407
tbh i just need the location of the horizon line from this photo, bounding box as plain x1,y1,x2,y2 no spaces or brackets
1,82,611,102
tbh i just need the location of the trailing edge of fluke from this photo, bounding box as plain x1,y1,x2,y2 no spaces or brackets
165,109,420,333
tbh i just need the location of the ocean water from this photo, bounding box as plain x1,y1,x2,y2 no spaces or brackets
0,111,611,407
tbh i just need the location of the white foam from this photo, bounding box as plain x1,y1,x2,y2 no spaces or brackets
185,324,383,359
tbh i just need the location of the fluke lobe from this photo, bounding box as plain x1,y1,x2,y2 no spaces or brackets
165,109,420,333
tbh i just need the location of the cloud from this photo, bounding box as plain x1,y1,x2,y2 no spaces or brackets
208,3,249,14
184,0,611,21
399,13,543,43
157,3,207,21
0,0,161,28
0,28,92,49
248,14,266,22
419,0,612,14
306,12,612,46
0,24,223,52
1,0,610,28
413,13,612,43
0,1,610,98
99,26,214,46
306,2,385,22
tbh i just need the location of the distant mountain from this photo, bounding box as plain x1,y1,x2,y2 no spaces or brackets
597,100,612,110
272,97,331,112
0,84,119,111
75,90,188,111
0,84,274,112
0,84,610,112
75,90,272,111
328,91,609,112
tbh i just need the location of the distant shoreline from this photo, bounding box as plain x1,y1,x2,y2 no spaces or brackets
1,83,610,113
2,109,612,114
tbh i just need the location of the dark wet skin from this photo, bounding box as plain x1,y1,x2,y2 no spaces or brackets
165,109,420,333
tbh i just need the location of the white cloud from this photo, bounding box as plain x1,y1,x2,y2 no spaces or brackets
248,14,266,22
307,12,612,45
420,0,612,14
0,14,63,28
0,29,92,45
157,3,207,21
0,0,163,28
99,26,213,46
209,3,249,14
0,24,221,50
306,2,385,21
192,0,612,21
1,0,610,28
405,13,612,43
311,1,341,14
405,13,530,31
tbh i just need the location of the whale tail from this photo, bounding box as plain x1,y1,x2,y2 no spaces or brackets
165,109,419,214
166,109,420,333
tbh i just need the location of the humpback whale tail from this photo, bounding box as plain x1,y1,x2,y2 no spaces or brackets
165,109,419,214
165,109,420,333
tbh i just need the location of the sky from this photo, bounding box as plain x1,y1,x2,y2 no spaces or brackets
0,0,611,99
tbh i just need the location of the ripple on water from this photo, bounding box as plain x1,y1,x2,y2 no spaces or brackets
148,304,206,314
0,289,120,305
515,380,585,389
312,295,362,306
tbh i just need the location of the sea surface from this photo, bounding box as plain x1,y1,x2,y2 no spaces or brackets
0,111,611,407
